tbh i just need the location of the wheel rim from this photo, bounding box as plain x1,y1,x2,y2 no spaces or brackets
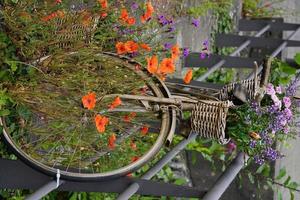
1,51,172,180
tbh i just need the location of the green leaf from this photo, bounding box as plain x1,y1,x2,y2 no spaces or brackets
288,181,299,190
279,62,296,75
5,60,18,72
294,53,300,65
284,176,291,186
276,167,286,180
0,109,10,116
174,178,187,185
256,163,270,177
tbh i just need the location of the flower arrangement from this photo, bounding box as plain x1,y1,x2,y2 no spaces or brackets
227,73,300,165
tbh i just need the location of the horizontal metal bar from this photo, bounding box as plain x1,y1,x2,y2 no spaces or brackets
248,26,300,79
196,24,271,81
117,132,198,200
216,34,300,48
239,18,300,31
202,152,247,200
184,53,261,69
0,158,205,198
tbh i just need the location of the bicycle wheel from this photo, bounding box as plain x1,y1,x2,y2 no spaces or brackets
0,51,173,181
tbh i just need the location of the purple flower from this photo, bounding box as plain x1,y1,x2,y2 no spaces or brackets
266,83,275,96
167,25,176,32
251,102,263,115
283,108,293,120
183,48,189,57
254,155,265,165
283,96,291,108
267,104,280,114
158,15,169,26
276,86,282,94
249,140,257,148
191,18,200,28
264,147,279,161
164,43,172,49
131,2,139,10
284,126,289,134
286,73,300,96
200,52,206,59
203,39,209,48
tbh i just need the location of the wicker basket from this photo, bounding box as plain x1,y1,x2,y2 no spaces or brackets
191,100,233,144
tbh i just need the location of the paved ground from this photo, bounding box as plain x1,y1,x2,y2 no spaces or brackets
274,1,300,200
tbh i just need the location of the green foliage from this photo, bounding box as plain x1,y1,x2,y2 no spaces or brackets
187,0,233,17
270,58,297,86
242,0,284,18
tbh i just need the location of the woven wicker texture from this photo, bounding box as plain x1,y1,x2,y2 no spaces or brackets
218,78,260,102
191,100,233,144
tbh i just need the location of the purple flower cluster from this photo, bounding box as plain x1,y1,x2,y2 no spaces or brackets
253,147,280,165
199,39,210,59
191,18,200,28
251,102,263,115
131,2,139,10
183,48,189,57
254,155,265,165
260,131,273,145
264,147,280,161
286,73,300,97
164,42,172,50
249,140,257,148
158,15,174,26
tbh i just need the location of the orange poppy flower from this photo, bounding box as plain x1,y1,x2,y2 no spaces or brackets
124,41,139,53
95,114,109,133
108,133,117,149
120,8,129,21
130,140,137,150
159,58,175,74
171,44,181,61
82,92,96,110
98,0,108,9
141,126,149,135
140,43,151,51
183,69,193,84
146,55,158,74
100,12,108,18
116,42,127,54
141,2,154,23
123,112,137,122
126,17,136,25
131,156,140,162
109,96,122,110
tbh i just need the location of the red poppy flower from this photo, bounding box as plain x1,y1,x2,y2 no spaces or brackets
109,96,122,110
82,92,96,110
141,126,149,135
159,58,175,74
183,69,193,84
95,115,109,133
130,140,137,150
146,55,158,74
108,133,117,149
